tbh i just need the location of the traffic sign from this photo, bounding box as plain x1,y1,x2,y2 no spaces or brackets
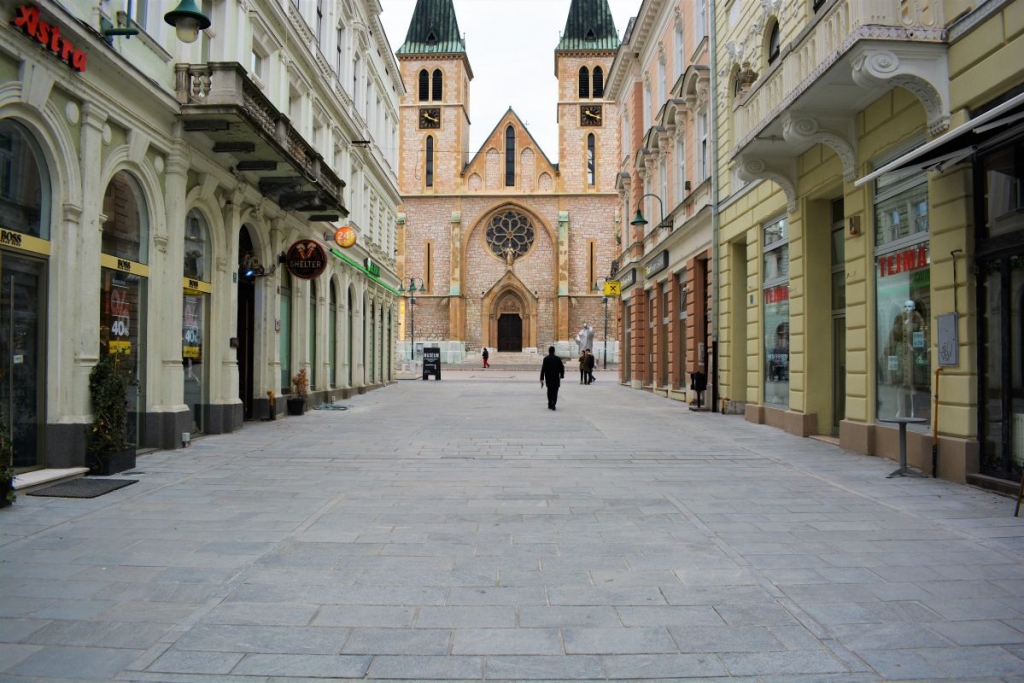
603,280,621,296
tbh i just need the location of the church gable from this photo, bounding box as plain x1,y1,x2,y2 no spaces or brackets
464,109,557,193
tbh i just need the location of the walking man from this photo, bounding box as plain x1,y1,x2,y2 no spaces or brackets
540,346,565,410
482,347,489,368
585,349,596,385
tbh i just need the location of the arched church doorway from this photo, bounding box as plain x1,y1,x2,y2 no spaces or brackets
498,314,522,352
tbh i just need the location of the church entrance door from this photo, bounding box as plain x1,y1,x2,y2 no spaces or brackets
497,314,522,352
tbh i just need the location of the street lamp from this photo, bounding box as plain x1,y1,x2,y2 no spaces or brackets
594,277,610,369
164,0,212,43
630,193,671,232
398,277,426,361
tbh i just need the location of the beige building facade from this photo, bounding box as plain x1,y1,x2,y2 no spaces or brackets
715,0,1024,486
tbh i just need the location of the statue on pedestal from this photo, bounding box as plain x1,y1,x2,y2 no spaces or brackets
575,323,594,355
503,244,517,268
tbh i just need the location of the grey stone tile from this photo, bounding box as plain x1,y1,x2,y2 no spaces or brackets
447,586,546,605
0,643,40,672
916,645,1024,678
342,627,451,655
928,619,1024,646
828,622,954,650
714,602,801,626
669,625,785,653
9,645,142,679
616,605,724,627
718,650,850,676
312,605,416,628
548,586,666,606
317,585,449,606
922,598,1024,621
147,649,244,674
601,653,728,678
0,619,48,643
483,654,605,680
95,600,202,624
452,628,561,655
368,655,485,679
200,601,318,626
232,653,372,677
518,606,620,628
174,624,348,654
416,606,515,628
562,626,677,654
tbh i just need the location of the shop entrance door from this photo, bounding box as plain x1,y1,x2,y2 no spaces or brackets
0,254,45,471
832,315,846,434
497,314,522,351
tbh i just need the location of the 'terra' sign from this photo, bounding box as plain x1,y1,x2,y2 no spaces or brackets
364,257,381,277
285,240,327,280
878,243,929,278
12,5,87,72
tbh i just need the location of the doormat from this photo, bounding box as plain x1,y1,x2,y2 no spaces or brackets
28,479,137,499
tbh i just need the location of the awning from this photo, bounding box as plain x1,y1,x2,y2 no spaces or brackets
855,91,1024,187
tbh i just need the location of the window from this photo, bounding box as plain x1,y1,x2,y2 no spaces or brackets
0,119,48,238
102,171,148,264
432,69,443,101
875,169,930,423
658,58,666,104
643,82,651,131
485,210,535,259
587,134,595,186
813,0,827,11
660,159,667,209
579,67,590,99
131,0,149,31
696,0,707,44
505,126,515,187
425,136,433,187
593,67,604,98
316,0,324,44
588,240,596,290
762,216,789,407
768,21,780,65
676,137,687,197
674,23,684,78
183,209,208,280
425,242,433,292
336,24,346,77
418,69,429,101
699,112,708,180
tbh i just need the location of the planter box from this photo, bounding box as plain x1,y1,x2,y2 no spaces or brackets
92,447,136,476
286,398,307,416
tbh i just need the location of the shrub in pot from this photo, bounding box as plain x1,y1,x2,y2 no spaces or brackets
88,354,136,475
287,368,309,415
0,417,14,508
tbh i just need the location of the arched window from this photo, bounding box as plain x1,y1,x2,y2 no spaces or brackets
578,67,590,99
505,127,516,187
102,171,148,264
418,69,429,101
329,282,337,387
587,134,596,186
593,66,604,98
183,208,208,280
768,21,781,64
0,119,49,238
425,136,434,188
279,269,292,394
432,69,443,101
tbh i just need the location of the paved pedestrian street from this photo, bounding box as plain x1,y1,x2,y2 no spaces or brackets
2,372,1024,682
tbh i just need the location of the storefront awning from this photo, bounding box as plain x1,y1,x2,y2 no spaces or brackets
855,91,1024,188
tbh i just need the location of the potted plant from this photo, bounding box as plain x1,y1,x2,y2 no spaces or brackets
287,368,309,415
88,354,136,475
0,417,14,508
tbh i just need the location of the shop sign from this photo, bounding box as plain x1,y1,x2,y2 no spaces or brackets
12,5,87,72
334,226,356,248
878,243,928,278
182,295,202,360
364,257,381,277
620,268,637,288
644,251,669,278
285,239,327,280
108,276,131,355
764,285,789,304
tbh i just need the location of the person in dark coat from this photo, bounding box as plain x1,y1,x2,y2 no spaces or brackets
540,346,565,410
584,349,596,384
482,347,489,368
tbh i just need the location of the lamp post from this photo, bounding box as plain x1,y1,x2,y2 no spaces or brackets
630,193,670,233
398,277,426,361
163,0,212,43
594,277,610,369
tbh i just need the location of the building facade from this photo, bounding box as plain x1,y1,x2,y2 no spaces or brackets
714,0,1024,486
395,0,621,361
1,0,400,474
608,0,714,403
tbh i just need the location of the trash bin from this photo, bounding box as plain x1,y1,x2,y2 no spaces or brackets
690,371,707,409
422,346,441,380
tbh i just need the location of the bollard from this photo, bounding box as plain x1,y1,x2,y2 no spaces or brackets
267,390,275,421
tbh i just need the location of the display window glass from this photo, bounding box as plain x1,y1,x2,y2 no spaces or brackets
0,119,49,238
102,171,148,264
874,171,930,423
763,217,789,407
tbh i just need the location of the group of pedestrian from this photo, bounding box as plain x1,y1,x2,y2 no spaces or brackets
578,349,596,385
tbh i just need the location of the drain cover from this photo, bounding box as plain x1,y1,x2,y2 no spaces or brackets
28,478,137,499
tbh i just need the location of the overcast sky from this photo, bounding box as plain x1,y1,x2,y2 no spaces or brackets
378,0,640,164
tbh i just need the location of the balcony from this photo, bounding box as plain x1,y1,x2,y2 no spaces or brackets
174,62,347,221
731,0,948,203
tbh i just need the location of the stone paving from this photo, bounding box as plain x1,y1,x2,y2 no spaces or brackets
1,370,1024,682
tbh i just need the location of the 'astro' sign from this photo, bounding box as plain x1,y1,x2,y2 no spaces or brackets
11,5,87,72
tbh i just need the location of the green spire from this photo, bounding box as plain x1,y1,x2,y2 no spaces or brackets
557,0,620,51
396,0,465,55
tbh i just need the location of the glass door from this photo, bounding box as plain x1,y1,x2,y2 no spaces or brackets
0,253,46,471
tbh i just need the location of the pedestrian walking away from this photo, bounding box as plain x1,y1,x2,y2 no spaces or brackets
578,351,586,384
585,349,596,384
481,347,489,368
540,346,565,410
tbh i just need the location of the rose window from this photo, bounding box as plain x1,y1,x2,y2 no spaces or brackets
485,210,535,259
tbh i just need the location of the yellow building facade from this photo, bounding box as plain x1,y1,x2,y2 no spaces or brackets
715,0,1024,486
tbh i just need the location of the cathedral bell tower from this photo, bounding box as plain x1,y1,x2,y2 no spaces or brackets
396,0,473,195
555,0,620,194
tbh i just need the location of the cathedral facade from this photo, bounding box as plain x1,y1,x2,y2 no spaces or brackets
395,0,621,360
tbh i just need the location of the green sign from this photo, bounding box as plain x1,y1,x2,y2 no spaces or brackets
364,257,381,277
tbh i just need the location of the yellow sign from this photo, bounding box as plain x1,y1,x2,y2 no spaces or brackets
109,341,131,355
603,280,621,296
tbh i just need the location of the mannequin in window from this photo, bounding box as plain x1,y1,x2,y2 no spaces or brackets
887,299,925,417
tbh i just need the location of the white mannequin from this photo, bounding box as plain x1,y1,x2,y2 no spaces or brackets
894,300,923,417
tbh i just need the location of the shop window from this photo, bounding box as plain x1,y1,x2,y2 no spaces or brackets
0,119,49,239
763,216,789,407
183,209,208,280
280,269,292,394
309,280,317,390
982,142,1024,239
102,171,148,264
874,170,930,423
329,282,337,388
